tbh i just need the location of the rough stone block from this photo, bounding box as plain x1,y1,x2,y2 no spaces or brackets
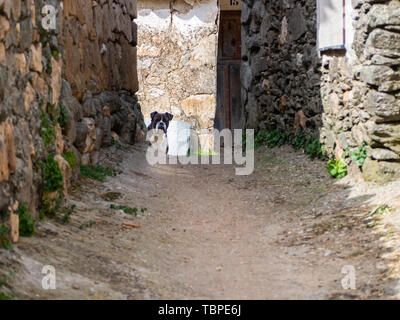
0,118,16,182
0,15,10,40
9,201,19,243
366,91,400,122
29,43,42,73
363,158,400,184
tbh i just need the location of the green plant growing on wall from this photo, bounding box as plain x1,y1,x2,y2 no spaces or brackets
38,24,49,44
40,154,64,218
46,60,52,75
351,144,367,167
40,111,56,148
16,203,35,237
51,48,60,61
0,224,12,251
47,103,59,122
343,146,351,159
41,154,64,192
58,103,68,131
62,151,77,170
327,158,348,178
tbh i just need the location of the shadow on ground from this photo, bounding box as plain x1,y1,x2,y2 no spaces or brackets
1,143,400,299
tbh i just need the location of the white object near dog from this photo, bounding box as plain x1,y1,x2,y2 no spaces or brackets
145,119,191,156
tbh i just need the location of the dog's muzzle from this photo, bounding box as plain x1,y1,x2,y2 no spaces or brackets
156,122,167,134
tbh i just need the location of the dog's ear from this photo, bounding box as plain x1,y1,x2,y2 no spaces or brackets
150,111,158,120
165,112,174,121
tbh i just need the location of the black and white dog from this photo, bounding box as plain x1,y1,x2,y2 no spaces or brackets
147,111,174,154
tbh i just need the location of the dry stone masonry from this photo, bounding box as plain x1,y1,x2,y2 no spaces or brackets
350,0,400,182
242,0,400,182
0,0,144,220
241,0,321,132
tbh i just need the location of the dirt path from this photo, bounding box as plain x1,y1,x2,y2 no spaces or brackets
2,144,400,299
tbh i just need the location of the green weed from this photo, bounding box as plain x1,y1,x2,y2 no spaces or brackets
0,224,12,251
51,48,60,61
16,203,34,237
110,204,138,215
46,60,52,75
351,144,367,167
58,103,68,131
40,111,56,148
305,136,324,160
80,165,117,182
327,158,348,178
41,154,64,192
255,128,324,160
288,130,306,151
62,151,77,170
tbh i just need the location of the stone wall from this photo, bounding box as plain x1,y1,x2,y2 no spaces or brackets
321,0,400,182
241,0,322,132
62,0,139,101
58,0,145,166
0,0,143,219
0,0,49,216
136,0,218,150
242,0,400,182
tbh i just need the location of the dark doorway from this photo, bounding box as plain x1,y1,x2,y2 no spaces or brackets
214,11,242,131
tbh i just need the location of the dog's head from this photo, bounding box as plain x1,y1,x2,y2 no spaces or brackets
148,111,174,134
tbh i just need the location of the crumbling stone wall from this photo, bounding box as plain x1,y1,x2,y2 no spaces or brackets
0,0,143,219
242,0,400,182
137,0,218,150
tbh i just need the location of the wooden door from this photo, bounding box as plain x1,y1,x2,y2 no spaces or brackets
215,11,242,131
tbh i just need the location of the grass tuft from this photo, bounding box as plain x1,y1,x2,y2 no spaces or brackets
80,165,117,182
